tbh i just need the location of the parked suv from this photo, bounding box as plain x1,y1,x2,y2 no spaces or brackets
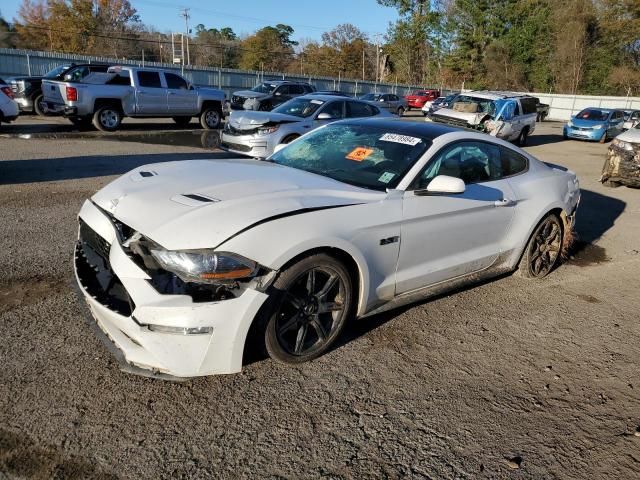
230,80,315,111
429,91,537,145
359,93,407,116
43,66,225,131
9,63,110,116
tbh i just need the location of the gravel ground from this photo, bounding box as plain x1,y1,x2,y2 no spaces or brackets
1,119,639,479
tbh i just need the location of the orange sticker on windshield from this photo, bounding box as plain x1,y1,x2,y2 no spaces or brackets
346,147,374,162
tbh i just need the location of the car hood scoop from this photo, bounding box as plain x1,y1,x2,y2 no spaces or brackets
92,159,383,250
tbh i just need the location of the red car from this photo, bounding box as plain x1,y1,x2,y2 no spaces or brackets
405,89,440,110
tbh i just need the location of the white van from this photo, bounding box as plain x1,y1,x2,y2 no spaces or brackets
429,91,538,145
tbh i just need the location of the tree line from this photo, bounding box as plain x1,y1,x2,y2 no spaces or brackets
0,0,638,95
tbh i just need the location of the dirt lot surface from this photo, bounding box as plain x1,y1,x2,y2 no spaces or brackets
1,118,639,479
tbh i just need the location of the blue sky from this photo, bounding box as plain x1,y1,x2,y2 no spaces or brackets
1,0,399,41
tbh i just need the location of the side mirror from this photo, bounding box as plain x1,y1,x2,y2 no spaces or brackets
273,143,287,154
316,112,334,120
274,91,282,96
379,98,385,102
415,175,465,196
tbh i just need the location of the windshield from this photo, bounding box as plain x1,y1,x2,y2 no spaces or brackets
576,109,610,121
452,95,496,115
272,97,324,118
251,82,278,94
360,93,380,101
44,65,70,79
269,124,431,191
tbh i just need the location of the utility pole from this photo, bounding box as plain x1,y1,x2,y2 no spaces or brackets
180,8,191,66
362,47,365,80
373,33,382,84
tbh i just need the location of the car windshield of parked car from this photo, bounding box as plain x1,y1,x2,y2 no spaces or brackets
272,98,324,118
44,65,70,79
576,109,610,121
251,82,278,94
453,95,496,115
268,124,431,191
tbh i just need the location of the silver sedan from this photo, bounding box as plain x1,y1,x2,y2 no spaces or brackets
220,94,393,158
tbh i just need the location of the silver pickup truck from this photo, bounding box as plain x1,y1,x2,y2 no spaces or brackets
42,66,225,131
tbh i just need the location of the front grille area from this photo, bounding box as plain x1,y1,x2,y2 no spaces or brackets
220,141,252,152
430,114,469,128
76,220,134,316
224,123,259,136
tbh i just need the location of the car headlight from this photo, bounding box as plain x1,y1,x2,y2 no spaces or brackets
567,121,573,128
612,138,634,151
150,249,258,284
257,125,279,136
594,124,605,130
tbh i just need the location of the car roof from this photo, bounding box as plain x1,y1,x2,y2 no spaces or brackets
331,117,460,138
263,80,311,85
463,90,536,100
301,94,352,101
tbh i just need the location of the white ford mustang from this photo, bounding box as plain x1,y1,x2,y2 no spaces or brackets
75,119,580,378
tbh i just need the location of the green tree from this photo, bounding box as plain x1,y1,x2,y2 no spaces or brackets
239,24,296,71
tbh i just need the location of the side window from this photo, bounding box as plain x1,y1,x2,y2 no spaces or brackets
137,71,162,88
107,72,131,86
289,84,304,95
390,94,399,101
319,101,344,118
346,101,375,118
68,66,88,81
413,141,502,189
499,146,528,177
513,101,521,116
275,85,290,96
520,97,537,115
165,73,188,90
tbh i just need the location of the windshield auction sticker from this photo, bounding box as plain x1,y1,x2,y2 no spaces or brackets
379,133,421,146
378,172,395,184
346,147,374,162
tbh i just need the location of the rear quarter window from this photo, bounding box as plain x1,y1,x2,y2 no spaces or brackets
519,97,537,115
499,146,528,177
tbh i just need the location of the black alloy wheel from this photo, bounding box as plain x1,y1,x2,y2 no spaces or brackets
518,214,563,278
265,254,353,364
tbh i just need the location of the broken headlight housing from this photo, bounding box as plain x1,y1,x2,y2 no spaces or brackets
150,249,258,284
257,125,279,136
611,138,635,152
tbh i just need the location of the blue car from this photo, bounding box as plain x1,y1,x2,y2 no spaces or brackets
563,108,626,143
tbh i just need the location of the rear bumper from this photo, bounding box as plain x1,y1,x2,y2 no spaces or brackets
74,200,269,378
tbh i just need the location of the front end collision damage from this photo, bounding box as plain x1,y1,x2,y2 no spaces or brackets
601,142,640,188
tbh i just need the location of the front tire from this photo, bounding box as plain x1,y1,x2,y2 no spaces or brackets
92,105,122,132
264,254,353,364
199,106,221,129
517,214,563,279
397,106,405,117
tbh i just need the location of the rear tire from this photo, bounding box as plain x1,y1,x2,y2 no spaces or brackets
517,214,563,279
518,126,529,146
263,254,354,364
92,105,122,132
172,116,192,127
33,93,46,116
199,106,221,129
397,106,405,117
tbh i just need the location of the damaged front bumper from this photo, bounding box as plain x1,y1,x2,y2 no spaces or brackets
601,142,640,187
74,200,269,378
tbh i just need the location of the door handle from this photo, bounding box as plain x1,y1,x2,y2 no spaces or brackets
495,198,516,207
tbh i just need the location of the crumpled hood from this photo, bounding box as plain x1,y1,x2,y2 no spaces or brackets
431,107,487,125
92,159,383,250
617,127,640,143
233,90,268,100
227,110,301,129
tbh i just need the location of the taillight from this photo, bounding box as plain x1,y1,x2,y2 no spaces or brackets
0,86,13,99
66,86,78,102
